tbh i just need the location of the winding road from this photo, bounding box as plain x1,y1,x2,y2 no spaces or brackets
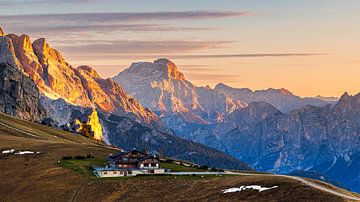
169,171,360,201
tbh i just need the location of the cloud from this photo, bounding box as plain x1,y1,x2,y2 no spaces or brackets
0,0,105,6
64,53,324,61
0,11,253,22
0,10,247,39
3,23,214,36
56,40,232,55
165,53,325,59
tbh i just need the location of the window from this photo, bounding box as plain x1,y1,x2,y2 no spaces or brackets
103,172,107,174
113,171,117,174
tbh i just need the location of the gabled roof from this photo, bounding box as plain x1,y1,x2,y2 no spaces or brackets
108,149,149,162
136,156,158,164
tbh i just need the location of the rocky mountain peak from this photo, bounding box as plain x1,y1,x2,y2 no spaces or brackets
77,65,101,79
32,38,66,65
334,92,360,112
0,35,21,68
124,58,185,81
215,83,252,93
0,27,5,36
277,88,294,96
154,58,185,80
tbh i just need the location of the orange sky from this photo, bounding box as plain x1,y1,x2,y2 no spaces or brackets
2,1,360,97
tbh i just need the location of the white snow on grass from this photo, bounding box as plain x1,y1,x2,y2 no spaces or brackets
2,149,15,154
2,149,40,155
222,185,278,193
15,151,35,155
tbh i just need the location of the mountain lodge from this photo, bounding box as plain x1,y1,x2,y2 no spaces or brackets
93,150,165,177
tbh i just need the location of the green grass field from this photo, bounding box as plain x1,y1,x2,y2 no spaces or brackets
58,157,107,178
160,162,206,172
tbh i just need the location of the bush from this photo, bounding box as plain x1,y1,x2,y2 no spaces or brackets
74,155,86,159
199,165,209,170
62,156,72,160
86,154,94,158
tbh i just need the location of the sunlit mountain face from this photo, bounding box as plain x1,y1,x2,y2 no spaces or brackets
0,0,360,198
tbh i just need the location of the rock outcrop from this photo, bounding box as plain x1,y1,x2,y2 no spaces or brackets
0,62,44,121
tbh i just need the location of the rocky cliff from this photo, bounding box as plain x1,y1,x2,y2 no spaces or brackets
0,62,44,121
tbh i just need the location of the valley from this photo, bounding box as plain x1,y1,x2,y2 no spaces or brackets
0,112,359,201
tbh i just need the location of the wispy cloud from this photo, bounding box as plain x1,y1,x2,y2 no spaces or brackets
57,40,232,55
4,23,213,36
0,10,248,40
166,53,325,59
0,0,105,6
64,53,324,61
0,11,253,21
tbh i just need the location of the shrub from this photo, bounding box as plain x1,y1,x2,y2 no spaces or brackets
74,155,86,159
62,156,72,160
86,154,94,159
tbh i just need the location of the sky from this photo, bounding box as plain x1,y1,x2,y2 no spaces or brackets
1,0,360,97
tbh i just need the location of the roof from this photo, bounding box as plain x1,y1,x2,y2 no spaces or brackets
108,149,147,160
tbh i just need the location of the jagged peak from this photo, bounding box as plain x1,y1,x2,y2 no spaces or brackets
123,58,185,80
32,38,47,50
77,65,101,79
7,34,33,52
154,58,185,80
278,88,294,96
0,27,4,36
215,83,232,90
215,83,253,93
154,58,173,65
341,92,350,98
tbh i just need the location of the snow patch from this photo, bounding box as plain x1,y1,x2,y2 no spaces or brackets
15,151,34,155
2,149,15,154
2,149,40,155
222,185,278,193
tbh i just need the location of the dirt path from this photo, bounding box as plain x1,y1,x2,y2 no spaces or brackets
223,172,360,201
71,179,89,202
0,120,45,140
282,175,360,201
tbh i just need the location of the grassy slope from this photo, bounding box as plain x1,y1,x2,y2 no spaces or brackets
0,112,355,201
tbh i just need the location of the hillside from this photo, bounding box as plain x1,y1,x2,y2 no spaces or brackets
0,112,359,201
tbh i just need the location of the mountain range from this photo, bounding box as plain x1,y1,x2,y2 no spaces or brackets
113,59,359,192
0,28,250,170
0,27,359,192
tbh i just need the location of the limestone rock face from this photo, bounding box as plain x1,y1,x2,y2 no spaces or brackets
113,59,246,126
0,62,44,121
31,38,92,106
0,36,21,68
0,28,4,36
0,31,158,127
75,65,158,124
